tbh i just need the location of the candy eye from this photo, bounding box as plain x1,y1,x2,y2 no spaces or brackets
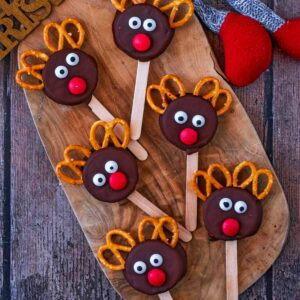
143,19,156,32
219,198,233,211
92,173,106,187
104,161,118,174
66,53,80,66
133,261,147,274
234,201,248,214
129,17,142,30
192,115,206,128
174,111,188,124
54,66,68,79
150,253,163,267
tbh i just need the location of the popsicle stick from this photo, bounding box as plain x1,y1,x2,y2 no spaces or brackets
130,61,151,140
185,152,199,232
128,190,192,243
225,240,239,300
88,96,148,161
158,291,173,300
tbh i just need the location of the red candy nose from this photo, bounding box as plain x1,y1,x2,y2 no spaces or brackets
68,77,87,95
179,128,198,145
109,171,128,191
132,33,151,52
222,218,240,237
147,268,166,287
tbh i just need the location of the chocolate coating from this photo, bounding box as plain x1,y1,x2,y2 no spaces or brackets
42,48,98,105
124,240,187,295
159,95,218,154
203,187,263,241
113,4,174,61
82,147,138,203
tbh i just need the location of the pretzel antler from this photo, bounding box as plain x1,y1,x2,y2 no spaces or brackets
89,118,130,150
55,145,91,184
111,0,146,12
147,74,186,114
138,216,179,248
154,0,194,28
43,18,85,52
193,77,232,116
16,50,49,90
97,229,136,271
191,163,232,201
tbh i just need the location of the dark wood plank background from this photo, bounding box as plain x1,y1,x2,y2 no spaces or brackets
0,0,299,299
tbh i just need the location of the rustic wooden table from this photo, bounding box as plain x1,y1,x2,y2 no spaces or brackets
0,0,299,299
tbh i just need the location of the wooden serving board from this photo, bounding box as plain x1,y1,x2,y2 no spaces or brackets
18,0,289,299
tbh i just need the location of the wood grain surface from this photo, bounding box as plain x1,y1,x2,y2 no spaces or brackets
0,0,299,299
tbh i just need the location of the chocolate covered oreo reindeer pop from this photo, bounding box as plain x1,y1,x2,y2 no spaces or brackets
16,18,147,161
110,0,194,140
56,118,191,242
98,216,187,298
147,75,232,231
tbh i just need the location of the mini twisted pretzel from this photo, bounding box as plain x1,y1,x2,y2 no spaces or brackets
111,0,146,12
193,77,232,116
43,18,85,52
55,145,91,184
16,50,49,90
191,163,232,201
232,161,257,189
155,0,194,28
89,118,130,150
97,229,136,271
138,216,179,248
252,169,274,200
147,74,186,114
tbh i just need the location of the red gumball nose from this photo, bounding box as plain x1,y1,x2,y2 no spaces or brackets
147,268,166,287
179,128,198,145
132,33,151,52
222,218,240,237
68,77,87,95
109,171,128,191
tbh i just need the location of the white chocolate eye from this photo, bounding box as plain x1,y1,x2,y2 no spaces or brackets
219,198,233,211
150,253,163,267
129,17,142,30
92,173,106,187
192,115,206,128
234,201,248,214
104,161,118,174
54,66,68,79
174,111,188,124
133,261,147,274
143,19,156,32
66,53,80,66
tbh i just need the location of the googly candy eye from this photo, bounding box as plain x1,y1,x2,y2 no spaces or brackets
149,254,163,267
133,261,147,274
55,66,68,79
143,19,157,32
129,17,142,30
174,111,188,124
93,173,106,187
104,161,118,174
66,53,80,66
192,115,206,128
219,198,233,211
234,201,248,214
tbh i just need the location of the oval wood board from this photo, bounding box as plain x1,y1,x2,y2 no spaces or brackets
18,0,289,299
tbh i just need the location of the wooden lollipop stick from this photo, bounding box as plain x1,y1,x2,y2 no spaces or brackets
88,96,148,161
185,152,199,232
226,240,239,300
128,190,192,242
158,291,173,300
130,61,151,141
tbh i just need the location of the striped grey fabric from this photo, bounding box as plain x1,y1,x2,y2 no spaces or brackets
194,0,228,33
226,0,285,32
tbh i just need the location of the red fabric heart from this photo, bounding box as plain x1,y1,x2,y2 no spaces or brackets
220,12,273,87
273,19,300,60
